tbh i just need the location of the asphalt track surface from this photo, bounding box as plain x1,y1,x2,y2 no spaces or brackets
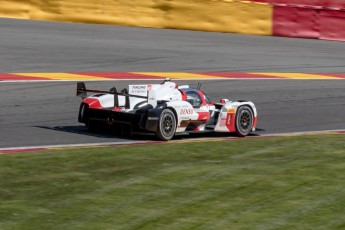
0,18,345,148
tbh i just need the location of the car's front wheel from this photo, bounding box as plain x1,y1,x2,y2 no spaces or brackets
156,109,176,141
235,106,254,137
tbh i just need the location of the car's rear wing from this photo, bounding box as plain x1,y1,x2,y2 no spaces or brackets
76,82,148,109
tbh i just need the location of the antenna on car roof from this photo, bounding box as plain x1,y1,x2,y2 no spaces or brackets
197,82,202,90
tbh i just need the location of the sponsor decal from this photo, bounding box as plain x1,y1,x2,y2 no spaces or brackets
132,85,146,89
220,118,226,126
221,112,227,118
227,115,231,125
226,114,236,132
129,85,147,95
180,109,194,115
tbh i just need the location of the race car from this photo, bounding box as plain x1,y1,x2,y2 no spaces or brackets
76,79,257,141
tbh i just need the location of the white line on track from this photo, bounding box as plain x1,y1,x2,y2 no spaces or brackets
0,140,158,151
259,129,345,137
0,129,344,153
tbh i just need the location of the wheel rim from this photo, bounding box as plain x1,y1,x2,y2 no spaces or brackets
161,113,174,137
238,109,252,134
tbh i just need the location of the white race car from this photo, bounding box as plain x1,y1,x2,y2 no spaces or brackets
76,79,257,141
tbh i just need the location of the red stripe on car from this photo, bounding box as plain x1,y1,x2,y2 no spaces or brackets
197,112,210,121
83,98,103,109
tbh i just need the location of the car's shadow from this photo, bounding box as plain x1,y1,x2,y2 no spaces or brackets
35,125,153,140
35,125,264,142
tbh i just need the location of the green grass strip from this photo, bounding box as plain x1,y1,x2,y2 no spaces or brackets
1,135,345,230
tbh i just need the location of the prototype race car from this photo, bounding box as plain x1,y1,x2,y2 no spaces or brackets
76,79,257,141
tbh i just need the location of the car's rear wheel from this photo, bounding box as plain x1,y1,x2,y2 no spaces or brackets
79,103,95,131
78,103,88,123
156,109,176,141
235,106,253,137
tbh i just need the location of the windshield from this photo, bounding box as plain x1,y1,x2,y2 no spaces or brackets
203,92,212,104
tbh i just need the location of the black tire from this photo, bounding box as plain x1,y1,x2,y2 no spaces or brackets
156,109,177,141
235,106,254,137
78,103,88,123
79,103,95,131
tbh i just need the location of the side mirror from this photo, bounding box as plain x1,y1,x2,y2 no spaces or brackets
220,99,229,104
